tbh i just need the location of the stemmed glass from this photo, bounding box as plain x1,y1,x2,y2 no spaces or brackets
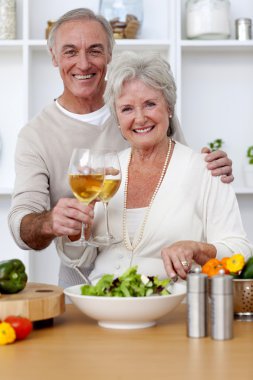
68,148,105,246
92,150,122,246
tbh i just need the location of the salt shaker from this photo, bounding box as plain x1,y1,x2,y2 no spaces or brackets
235,18,252,40
210,271,233,340
186,267,208,338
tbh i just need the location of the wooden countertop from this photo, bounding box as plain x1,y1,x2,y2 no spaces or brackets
1,304,253,380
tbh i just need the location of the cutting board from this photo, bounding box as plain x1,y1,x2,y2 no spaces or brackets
0,282,65,321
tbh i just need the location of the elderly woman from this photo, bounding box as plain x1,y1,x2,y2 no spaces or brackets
57,51,252,286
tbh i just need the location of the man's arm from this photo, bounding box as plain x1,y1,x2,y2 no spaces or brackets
20,199,94,250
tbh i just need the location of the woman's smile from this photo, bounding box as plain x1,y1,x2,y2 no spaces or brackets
133,125,155,134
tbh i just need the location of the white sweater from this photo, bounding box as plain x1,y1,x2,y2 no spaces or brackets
57,143,253,285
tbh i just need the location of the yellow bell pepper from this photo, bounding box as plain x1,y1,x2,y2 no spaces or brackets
226,253,245,273
0,322,16,345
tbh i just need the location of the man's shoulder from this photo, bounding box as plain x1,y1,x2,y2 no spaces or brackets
26,102,61,129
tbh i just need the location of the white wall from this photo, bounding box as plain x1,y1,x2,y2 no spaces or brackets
0,0,252,286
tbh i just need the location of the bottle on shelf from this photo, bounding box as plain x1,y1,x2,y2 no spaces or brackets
0,0,16,39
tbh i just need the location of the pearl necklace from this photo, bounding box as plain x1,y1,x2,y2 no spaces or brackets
123,138,172,251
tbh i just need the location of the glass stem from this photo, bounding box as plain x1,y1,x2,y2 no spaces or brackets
80,222,86,242
103,201,112,238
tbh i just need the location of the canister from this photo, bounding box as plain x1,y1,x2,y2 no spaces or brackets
235,18,252,40
0,0,16,39
186,0,231,40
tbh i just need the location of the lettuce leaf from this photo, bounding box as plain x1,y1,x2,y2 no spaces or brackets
80,266,171,297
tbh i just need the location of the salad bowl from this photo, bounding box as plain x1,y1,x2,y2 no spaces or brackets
64,281,186,329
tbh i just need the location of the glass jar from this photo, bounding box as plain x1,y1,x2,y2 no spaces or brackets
45,20,55,40
0,0,16,39
99,0,143,39
186,0,230,40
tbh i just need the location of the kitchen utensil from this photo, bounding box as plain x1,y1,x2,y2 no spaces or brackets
0,282,65,321
233,279,253,321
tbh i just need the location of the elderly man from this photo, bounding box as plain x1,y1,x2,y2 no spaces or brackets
8,8,233,284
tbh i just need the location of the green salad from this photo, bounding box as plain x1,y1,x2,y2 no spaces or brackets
80,266,171,297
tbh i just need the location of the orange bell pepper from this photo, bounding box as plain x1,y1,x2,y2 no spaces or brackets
202,258,230,277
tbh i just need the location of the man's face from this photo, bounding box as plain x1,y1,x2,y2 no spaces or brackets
51,19,111,110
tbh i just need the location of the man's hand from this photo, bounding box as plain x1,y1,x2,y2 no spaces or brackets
201,147,234,184
20,198,94,250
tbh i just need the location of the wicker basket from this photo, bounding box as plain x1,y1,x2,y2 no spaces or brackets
233,279,253,320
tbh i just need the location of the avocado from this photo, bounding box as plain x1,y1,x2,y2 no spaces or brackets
240,257,253,279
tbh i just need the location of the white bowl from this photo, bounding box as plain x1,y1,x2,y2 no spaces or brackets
64,282,186,329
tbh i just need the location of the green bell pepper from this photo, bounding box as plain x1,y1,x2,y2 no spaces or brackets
0,259,28,294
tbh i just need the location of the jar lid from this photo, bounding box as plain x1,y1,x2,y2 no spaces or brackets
235,18,252,25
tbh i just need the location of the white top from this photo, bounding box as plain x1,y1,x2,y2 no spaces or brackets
126,208,147,243
57,142,253,285
55,101,110,128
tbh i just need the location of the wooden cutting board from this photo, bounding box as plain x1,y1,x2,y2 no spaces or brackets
0,282,65,321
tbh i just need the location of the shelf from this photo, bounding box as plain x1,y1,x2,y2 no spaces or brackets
0,188,13,195
0,40,23,46
181,39,253,52
115,39,171,50
26,38,171,52
0,40,23,51
234,187,253,195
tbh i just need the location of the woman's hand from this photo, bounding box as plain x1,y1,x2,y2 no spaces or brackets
161,241,216,280
201,147,234,184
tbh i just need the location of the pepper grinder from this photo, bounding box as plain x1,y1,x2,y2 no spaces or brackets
186,267,208,338
210,270,233,340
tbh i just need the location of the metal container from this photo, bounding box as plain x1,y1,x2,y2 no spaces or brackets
186,269,208,338
0,0,16,39
233,279,253,321
210,273,233,340
235,18,252,40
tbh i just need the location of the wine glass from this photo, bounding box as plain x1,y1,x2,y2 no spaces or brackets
68,148,105,246
92,150,122,246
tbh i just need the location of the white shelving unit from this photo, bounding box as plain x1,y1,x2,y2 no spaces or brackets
0,0,252,282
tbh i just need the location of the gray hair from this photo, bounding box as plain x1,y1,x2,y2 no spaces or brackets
47,8,115,55
104,51,177,136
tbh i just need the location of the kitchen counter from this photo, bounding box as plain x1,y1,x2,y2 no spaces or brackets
1,304,253,380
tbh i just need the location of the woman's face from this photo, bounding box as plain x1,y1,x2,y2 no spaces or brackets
115,79,171,150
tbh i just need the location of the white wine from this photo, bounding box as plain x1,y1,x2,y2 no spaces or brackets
99,179,121,202
69,174,104,203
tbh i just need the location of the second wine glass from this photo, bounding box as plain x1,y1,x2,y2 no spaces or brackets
92,150,122,246
68,148,105,246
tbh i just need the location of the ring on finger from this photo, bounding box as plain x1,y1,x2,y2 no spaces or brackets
181,260,190,268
